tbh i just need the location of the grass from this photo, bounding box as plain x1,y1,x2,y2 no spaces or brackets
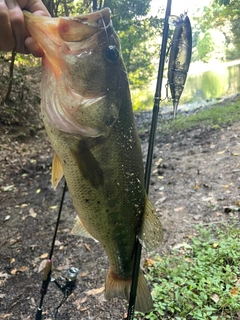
135,222,240,320
161,99,240,133
133,99,240,319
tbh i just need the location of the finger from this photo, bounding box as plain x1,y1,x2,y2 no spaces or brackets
6,0,26,53
23,0,50,16
25,37,44,57
0,0,15,51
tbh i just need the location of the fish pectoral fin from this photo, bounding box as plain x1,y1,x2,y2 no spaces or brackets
51,152,64,189
105,269,153,313
140,195,163,251
71,141,104,189
71,216,98,242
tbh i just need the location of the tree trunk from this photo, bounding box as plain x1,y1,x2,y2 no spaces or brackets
92,0,97,11
3,49,16,104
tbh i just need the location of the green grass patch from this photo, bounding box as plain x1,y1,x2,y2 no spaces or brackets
135,223,240,320
162,100,240,132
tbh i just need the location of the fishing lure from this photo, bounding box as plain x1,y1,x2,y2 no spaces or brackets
167,13,192,118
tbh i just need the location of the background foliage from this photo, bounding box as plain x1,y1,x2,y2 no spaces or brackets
194,0,240,61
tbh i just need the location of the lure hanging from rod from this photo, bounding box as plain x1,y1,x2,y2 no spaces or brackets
167,12,192,118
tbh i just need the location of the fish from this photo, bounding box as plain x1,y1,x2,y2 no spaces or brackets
167,13,192,118
24,8,162,312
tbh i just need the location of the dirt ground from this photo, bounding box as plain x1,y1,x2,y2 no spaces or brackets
1,68,240,319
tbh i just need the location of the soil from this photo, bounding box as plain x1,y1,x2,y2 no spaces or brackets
1,66,240,320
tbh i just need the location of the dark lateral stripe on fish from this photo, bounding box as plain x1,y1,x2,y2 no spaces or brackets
70,140,104,189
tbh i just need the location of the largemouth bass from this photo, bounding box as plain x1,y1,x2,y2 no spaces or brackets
24,8,162,312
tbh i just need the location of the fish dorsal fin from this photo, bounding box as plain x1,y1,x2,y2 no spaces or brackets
71,216,98,242
51,152,64,189
70,140,104,189
139,194,163,251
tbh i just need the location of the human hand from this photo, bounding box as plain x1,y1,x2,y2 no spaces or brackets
0,0,50,56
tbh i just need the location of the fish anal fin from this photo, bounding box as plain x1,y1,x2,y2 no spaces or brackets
105,269,153,313
51,152,64,189
140,195,163,251
71,216,98,242
71,141,104,189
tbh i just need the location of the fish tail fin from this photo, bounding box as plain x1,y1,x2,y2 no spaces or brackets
105,269,153,313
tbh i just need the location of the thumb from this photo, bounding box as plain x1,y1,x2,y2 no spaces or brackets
25,36,44,57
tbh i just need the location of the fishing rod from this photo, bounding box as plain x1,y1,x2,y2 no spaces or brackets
127,0,172,318
35,180,79,319
35,180,66,320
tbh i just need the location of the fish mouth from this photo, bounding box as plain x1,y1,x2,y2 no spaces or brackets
24,8,111,74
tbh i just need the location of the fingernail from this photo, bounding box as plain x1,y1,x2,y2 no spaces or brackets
6,0,17,10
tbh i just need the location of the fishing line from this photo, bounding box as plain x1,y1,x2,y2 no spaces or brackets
127,1,172,319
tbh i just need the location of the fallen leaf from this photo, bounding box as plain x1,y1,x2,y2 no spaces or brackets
10,268,17,275
55,240,62,246
0,272,10,279
0,293,6,298
38,259,47,273
155,158,163,166
174,207,184,212
217,150,226,155
193,215,201,221
40,253,48,259
202,197,213,202
143,258,156,268
84,243,91,251
211,293,220,303
10,258,15,264
56,265,69,271
18,266,29,272
193,184,201,189
80,307,88,311
36,189,41,194
85,287,105,296
50,205,57,210
4,215,10,221
1,185,14,192
21,204,28,208
29,208,37,218
155,197,167,205
74,296,88,309
0,313,13,318
11,266,29,274
230,286,239,295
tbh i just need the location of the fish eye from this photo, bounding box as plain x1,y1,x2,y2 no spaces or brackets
105,45,119,63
